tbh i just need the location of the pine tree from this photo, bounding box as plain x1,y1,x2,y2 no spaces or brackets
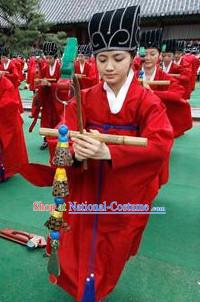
0,0,67,57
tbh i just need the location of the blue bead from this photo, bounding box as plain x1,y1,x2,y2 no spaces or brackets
58,125,68,136
58,136,68,143
50,231,60,240
54,197,65,205
139,70,144,78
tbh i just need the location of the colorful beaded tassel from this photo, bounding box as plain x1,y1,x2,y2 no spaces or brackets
45,125,73,284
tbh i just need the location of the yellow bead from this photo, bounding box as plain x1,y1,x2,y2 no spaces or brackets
54,168,67,181
52,210,63,219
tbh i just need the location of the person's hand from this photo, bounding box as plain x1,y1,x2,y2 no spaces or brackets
75,73,86,79
71,129,111,161
142,81,152,90
0,70,7,77
41,78,51,86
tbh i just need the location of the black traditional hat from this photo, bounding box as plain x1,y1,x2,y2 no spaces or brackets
43,42,58,57
88,5,140,54
185,42,192,53
175,40,185,52
0,46,10,57
140,29,163,50
190,43,199,54
161,40,177,53
78,44,92,56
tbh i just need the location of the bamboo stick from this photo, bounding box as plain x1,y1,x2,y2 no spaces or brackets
34,78,57,84
73,75,88,169
168,74,180,77
39,128,148,147
74,73,86,77
139,79,170,85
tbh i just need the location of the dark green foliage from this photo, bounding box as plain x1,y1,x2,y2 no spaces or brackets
0,0,67,57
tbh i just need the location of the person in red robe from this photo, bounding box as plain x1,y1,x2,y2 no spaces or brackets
21,7,174,302
0,75,28,182
88,54,100,84
74,46,96,89
138,33,192,138
174,41,194,97
161,40,192,99
31,42,64,149
0,47,23,113
28,51,47,118
183,43,200,91
12,55,24,83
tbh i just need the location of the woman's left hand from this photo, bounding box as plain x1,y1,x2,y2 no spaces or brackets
71,129,111,161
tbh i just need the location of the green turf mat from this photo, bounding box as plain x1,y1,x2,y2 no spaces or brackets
0,115,200,302
190,82,200,108
19,81,33,101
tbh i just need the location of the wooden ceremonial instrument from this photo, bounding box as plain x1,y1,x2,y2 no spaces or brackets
138,79,170,85
168,74,180,77
74,73,86,77
39,128,148,147
34,78,57,84
73,75,88,169
0,71,9,74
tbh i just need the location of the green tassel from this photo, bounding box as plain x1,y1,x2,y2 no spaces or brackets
47,240,60,276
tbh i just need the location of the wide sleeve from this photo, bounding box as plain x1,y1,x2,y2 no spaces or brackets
108,90,174,184
5,63,20,88
154,75,185,102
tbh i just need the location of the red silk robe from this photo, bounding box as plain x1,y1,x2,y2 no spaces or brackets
148,67,192,138
0,76,28,179
12,58,24,82
88,57,99,84
38,60,63,128
166,62,191,99
74,60,96,89
0,60,23,113
132,55,142,72
183,54,200,90
44,77,173,301
30,59,47,118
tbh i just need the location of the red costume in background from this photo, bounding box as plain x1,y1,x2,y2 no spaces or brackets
142,67,192,138
166,62,192,99
74,59,97,89
183,53,200,90
37,60,63,129
29,58,47,118
0,60,23,113
12,58,24,82
0,76,28,180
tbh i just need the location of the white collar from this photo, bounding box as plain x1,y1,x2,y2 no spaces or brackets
162,61,172,73
4,59,10,70
175,57,182,65
49,60,57,76
80,62,85,74
142,66,157,81
103,69,134,114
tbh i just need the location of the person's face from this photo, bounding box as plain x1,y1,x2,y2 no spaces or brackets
174,51,182,61
46,55,55,66
162,52,174,65
96,50,132,87
1,56,8,64
143,48,159,69
78,54,85,64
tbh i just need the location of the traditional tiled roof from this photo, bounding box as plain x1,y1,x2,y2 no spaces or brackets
39,0,200,24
